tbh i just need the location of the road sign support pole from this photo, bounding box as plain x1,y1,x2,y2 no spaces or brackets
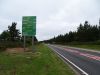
24,36,26,51
32,36,34,51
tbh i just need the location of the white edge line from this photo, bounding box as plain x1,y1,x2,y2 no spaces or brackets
49,45,89,75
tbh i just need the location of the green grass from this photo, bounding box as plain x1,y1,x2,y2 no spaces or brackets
0,44,75,75
70,45,100,51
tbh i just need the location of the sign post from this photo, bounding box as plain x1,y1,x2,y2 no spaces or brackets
24,36,26,51
22,16,36,51
32,36,34,50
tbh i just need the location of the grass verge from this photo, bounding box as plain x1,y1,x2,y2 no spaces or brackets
0,44,75,75
69,45,100,51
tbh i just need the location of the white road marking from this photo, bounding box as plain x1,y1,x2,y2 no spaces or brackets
49,45,89,75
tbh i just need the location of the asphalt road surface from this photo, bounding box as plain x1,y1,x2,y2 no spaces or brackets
47,44,100,75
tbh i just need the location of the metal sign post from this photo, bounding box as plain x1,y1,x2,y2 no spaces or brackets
24,36,26,51
32,36,34,51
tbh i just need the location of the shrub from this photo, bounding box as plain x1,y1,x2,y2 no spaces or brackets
0,45,6,52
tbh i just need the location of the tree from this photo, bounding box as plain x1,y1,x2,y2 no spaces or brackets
8,22,21,41
0,30,10,41
77,21,91,41
77,21,100,41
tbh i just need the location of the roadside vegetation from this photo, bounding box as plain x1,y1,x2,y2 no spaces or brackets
69,45,100,51
0,44,75,75
0,22,37,51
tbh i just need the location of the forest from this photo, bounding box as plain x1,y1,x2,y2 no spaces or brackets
44,20,100,45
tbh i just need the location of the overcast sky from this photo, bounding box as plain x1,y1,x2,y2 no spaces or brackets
0,0,100,41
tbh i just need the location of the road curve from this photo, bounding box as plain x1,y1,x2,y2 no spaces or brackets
47,44,100,75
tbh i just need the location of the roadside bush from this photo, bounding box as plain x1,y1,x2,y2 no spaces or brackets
6,41,23,48
0,45,6,52
0,41,23,48
66,40,100,45
0,40,35,52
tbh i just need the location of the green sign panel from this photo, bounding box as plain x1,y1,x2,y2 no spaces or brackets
22,16,36,36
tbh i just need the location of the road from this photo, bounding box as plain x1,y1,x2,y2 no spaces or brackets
47,44,100,75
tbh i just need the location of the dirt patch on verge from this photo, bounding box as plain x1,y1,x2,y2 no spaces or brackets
6,48,30,53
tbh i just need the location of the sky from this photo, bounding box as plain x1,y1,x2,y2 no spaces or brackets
0,0,100,41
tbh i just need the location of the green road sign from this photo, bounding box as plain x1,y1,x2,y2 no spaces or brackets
22,16,36,36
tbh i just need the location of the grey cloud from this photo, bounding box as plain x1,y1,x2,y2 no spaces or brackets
0,0,100,41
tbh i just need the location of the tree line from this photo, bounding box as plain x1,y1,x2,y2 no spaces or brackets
44,21,100,44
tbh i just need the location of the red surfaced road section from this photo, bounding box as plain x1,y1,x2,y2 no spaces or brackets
64,48,100,61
